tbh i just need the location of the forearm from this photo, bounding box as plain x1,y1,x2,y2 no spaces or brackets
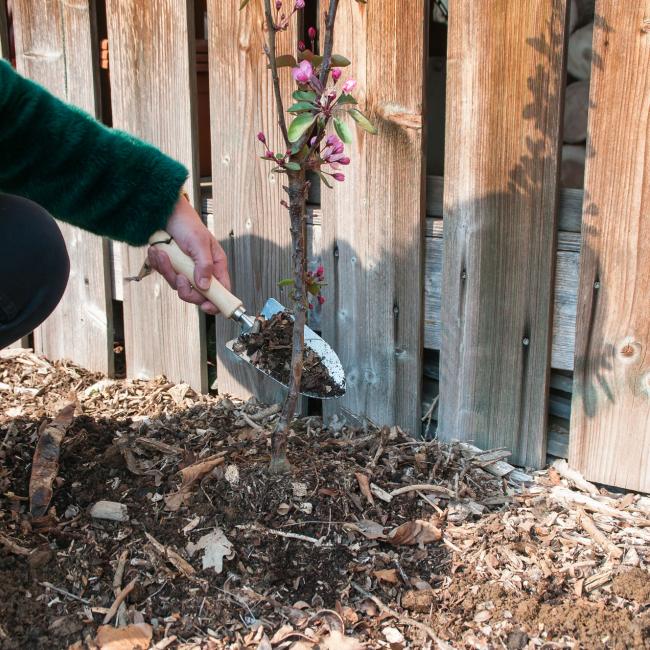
0,60,187,246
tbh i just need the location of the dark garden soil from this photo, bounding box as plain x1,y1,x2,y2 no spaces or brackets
0,349,649,649
233,312,345,398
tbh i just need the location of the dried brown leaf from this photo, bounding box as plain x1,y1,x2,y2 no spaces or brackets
344,519,386,540
373,568,399,584
387,519,442,546
94,623,152,649
164,456,224,511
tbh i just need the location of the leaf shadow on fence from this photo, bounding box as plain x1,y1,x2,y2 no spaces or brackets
568,10,617,421
438,3,593,465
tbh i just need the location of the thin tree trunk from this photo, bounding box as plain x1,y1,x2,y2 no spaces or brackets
269,170,307,473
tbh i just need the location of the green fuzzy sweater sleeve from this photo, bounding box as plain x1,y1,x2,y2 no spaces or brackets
0,59,188,246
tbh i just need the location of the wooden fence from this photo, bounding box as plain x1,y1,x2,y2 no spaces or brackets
2,0,649,491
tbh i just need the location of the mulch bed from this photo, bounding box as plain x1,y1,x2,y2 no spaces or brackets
0,348,648,649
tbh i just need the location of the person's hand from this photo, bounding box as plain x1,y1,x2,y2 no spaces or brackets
147,194,231,315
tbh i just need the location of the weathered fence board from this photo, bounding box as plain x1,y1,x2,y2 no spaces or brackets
569,0,650,492
319,0,427,435
207,0,295,403
425,221,579,372
439,0,569,468
12,0,114,375
0,0,8,59
106,0,206,390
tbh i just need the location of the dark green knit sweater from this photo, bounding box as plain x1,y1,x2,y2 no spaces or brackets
0,59,188,246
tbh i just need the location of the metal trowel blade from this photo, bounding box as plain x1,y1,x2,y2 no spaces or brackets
225,298,346,399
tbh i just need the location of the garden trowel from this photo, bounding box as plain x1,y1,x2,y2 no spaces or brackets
148,231,346,399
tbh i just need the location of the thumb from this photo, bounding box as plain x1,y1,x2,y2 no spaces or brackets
189,236,214,291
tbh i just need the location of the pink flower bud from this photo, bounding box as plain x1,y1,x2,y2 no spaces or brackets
309,136,318,147
339,156,350,165
308,303,314,310
308,26,317,40
342,79,357,94
316,265,324,277
317,294,325,305
333,173,345,182
257,131,266,144
275,0,282,9
265,149,274,158
291,60,313,84
295,0,305,8
331,68,342,81
298,40,306,51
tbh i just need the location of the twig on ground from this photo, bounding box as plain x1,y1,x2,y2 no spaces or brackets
103,578,137,624
577,509,623,560
249,403,281,421
0,534,31,556
390,484,455,498
241,413,264,431
40,581,91,605
351,582,447,646
112,550,129,626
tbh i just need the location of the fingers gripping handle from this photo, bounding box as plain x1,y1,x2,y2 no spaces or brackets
148,230,243,319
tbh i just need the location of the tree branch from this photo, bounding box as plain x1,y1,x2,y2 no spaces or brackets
263,0,290,146
318,0,340,85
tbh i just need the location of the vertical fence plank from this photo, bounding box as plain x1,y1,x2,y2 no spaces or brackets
0,0,8,59
12,0,114,374
569,0,650,492
438,0,568,468
319,0,427,435
207,0,295,403
106,0,206,390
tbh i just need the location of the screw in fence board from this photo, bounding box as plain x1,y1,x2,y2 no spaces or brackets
206,0,296,404
11,0,114,376
105,0,205,390
318,0,428,437
438,0,570,469
569,0,650,493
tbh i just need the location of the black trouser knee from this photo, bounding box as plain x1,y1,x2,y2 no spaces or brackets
0,194,70,348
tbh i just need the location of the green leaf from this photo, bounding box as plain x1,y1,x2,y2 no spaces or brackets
278,278,295,288
318,172,333,189
275,153,285,160
331,54,351,67
270,54,297,68
288,113,317,142
293,90,317,102
337,93,357,105
239,0,251,9
307,284,320,296
334,117,353,144
349,108,378,135
288,101,316,113
284,161,301,171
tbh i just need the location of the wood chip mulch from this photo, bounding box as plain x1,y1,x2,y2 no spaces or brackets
0,348,648,649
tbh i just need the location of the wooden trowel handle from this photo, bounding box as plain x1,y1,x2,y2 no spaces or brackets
148,230,243,319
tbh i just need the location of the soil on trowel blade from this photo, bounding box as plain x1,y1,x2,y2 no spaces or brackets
233,311,345,397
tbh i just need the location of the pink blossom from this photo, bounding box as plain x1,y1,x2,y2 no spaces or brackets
257,131,266,144
342,79,357,94
325,134,345,154
308,26,317,40
331,68,342,82
333,173,345,182
295,0,305,8
292,60,313,84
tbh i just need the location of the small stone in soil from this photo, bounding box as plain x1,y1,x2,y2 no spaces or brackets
232,311,344,397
